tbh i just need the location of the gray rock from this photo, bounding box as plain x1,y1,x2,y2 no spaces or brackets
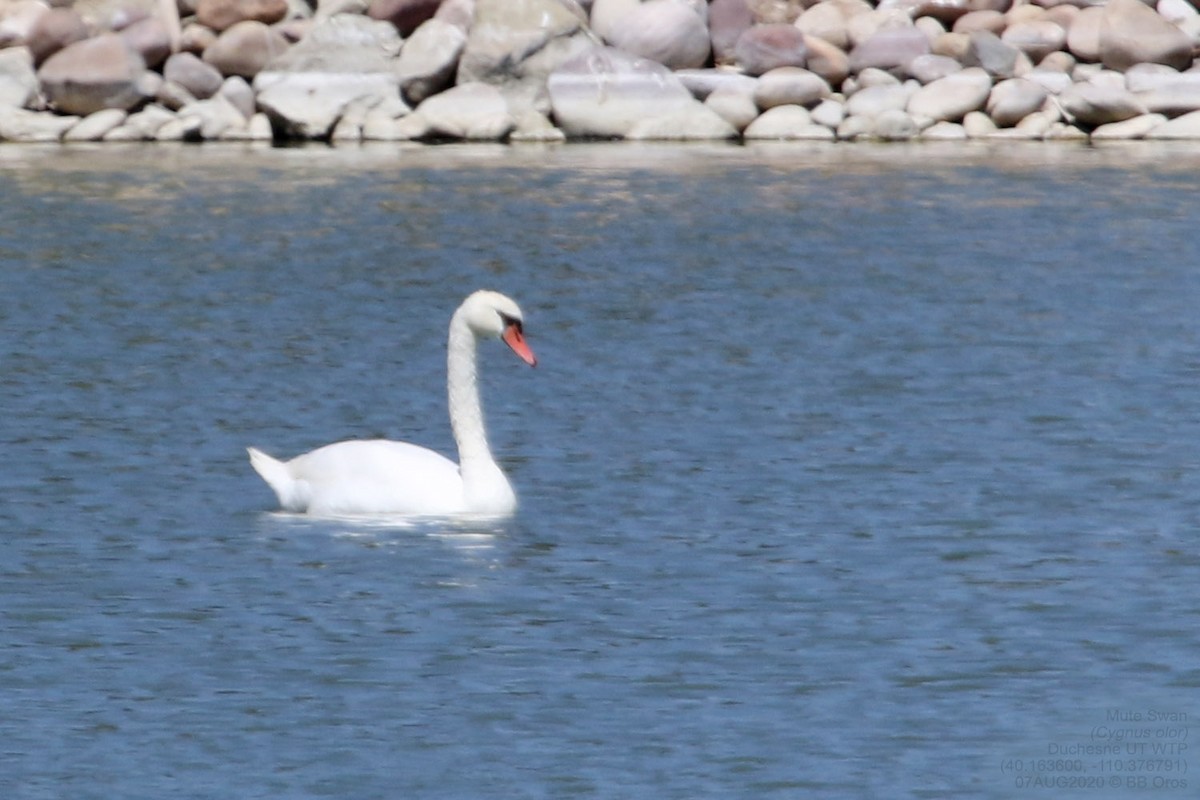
457,0,593,114
986,78,1048,127
0,106,78,141
921,120,968,139
1066,7,1103,64
1143,109,1200,138
164,51,224,99
709,0,753,64
961,109,996,137
508,109,567,142
0,0,49,48
803,33,850,89
846,82,915,118
744,104,835,139
810,97,845,129
112,103,176,138
1022,68,1072,96
674,68,758,101
704,85,760,131
604,0,711,70
848,25,931,75
25,7,89,67
253,15,402,139
871,108,918,140
203,21,291,79
1059,82,1147,127
1000,21,1066,63
410,81,515,140
178,93,247,139
63,108,128,140
1100,0,1192,72
396,18,466,105
962,30,1019,79
218,75,256,119
0,46,37,109
908,53,962,85
906,66,992,121
626,105,738,140
1090,113,1168,140
752,67,830,110
733,23,808,77
38,33,149,116
547,45,704,139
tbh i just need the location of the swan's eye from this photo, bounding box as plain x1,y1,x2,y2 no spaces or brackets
499,313,522,333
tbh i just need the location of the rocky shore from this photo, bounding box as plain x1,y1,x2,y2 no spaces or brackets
2,0,1200,144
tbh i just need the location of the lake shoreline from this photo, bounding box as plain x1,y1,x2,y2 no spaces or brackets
0,0,1195,146
2,0,1200,146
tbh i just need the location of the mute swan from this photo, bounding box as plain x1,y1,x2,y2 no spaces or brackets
247,290,537,517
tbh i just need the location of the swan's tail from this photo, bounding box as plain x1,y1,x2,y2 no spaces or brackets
247,447,302,511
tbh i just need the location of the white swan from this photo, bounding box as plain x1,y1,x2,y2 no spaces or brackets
247,290,537,517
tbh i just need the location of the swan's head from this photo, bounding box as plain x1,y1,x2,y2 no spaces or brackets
459,290,537,367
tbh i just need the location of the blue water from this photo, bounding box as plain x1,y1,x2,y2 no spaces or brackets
0,142,1197,798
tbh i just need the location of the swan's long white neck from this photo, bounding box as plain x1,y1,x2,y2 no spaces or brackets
447,308,494,468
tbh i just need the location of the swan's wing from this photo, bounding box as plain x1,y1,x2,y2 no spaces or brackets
286,439,465,516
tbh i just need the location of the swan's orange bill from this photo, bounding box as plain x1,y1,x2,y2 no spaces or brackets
502,324,537,367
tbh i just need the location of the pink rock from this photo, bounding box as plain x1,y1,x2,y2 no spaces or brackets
1100,0,1192,72
1001,21,1066,64
1065,7,1102,64
709,0,753,64
368,0,444,36
195,0,288,33
203,20,290,79
752,66,830,109
0,0,49,48
38,33,148,115
912,0,971,25
25,7,88,67
985,77,1047,126
849,25,931,74
804,33,850,88
120,15,171,70
164,51,224,99
604,0,710,70
734,23,808,77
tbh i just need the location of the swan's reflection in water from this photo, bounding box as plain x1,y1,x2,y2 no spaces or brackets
255,509,514,560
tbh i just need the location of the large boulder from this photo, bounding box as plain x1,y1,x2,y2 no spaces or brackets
709,0,753,64
368,0,444,36
0,0,49,48
547,44,712,138
195,0,288,32
733,23,807,76
0,46,37,108
38,33,149,115
164,51,224,99
396,17,465,105
203,21,291,79
985,78,1047,127
848,25,930,75
0,105,78,141
906,66,992,121
24,7,88,66
603,0,711,70
1099,0,1192,72
457,0,593,113
254,15,403,139
1059,81,1147,127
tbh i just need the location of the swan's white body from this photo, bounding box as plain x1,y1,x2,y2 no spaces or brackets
248,290,536,518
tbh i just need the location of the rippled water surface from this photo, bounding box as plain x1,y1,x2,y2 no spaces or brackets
1,142,1198,798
